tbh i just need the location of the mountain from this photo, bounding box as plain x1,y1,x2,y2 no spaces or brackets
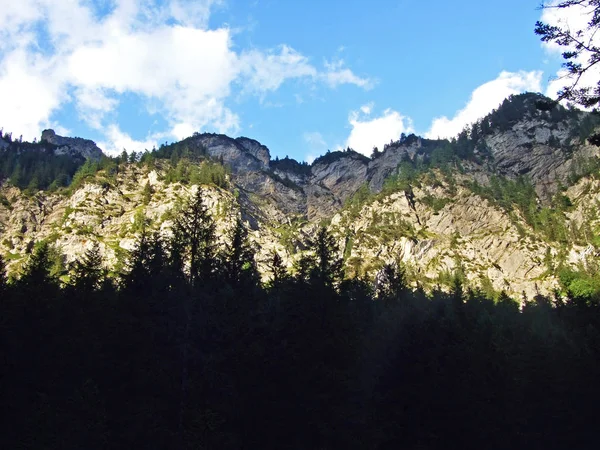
40,129,104,160
1,93,600,299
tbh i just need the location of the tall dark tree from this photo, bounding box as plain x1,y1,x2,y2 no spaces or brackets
122,229,153,292
296,227,344,289
267,251,289,288
374,262,408,301
122,230,168,293
72,241,104,291
171,187,217,286
0,253,7,293
18,241,58,290
221,217,258,288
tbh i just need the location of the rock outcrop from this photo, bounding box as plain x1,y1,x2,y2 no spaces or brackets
41,129,103,160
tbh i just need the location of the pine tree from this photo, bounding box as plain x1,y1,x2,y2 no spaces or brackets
222,218,258,288
18,241,57,290
122,230,170,295
268,251,289,287
122,229,152,292
314,226,344,289
295,227,344,289
72,241,104,291
374,262,407,301
172,188,217,286
147,233,168,292
142,182,153,205
0,253,7,293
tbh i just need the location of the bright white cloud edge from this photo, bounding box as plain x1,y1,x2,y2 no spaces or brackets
425,71,542,139
345,105,414,156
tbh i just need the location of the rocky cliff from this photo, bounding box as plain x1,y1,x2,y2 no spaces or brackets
1,93,599,298
40,129,103,161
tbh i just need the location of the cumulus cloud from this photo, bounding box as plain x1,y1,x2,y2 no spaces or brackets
97,124,161,155
426,71,542,139
240,45,317,94
346,104,414,156
0,48,68,139
0,0,371,154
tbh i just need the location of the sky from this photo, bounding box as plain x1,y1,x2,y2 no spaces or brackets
0,0,592,161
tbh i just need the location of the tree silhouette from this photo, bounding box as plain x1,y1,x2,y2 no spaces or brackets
18,241,58,291
0,254,7,295
375,261,408,301
267,251,289,288
72,241,104,291
221,217,258,288
171,187,217,286
122,230,169,295
311,226,344,289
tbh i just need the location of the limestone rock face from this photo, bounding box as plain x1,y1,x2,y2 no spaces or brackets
2,95,600,299
367,140,420,192
41,129,103,160
235,137,271,169
327,180,577,299
483,120,569,189
311,153,368,204
191,134,266,173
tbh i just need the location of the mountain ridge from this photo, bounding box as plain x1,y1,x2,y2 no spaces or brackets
1,92,600,298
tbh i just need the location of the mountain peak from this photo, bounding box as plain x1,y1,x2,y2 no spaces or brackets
41,129,103,161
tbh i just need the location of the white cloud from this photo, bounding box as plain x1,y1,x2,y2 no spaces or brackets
0,48,68,139
97,124,160,155
239,45,317,94
75,87,119,129
426,71,542,139
346,105,414,156
322,59,374,89
360,103,373,115
168,0,223,28
0,0,371,148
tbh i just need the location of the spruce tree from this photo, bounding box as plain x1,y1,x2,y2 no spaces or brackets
142,182,153,205
72,241,104,291
313,226,344,289
0,253,7,293
268,251,289,288
375,262,407,301
295,226,344,289
221,218,258,288
122,229,153,292
18,241,57,291
172,187,217,287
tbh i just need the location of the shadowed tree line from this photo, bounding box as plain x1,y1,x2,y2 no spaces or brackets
1,189,600,449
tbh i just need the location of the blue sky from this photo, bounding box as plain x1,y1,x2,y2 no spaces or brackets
0,0,569,160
